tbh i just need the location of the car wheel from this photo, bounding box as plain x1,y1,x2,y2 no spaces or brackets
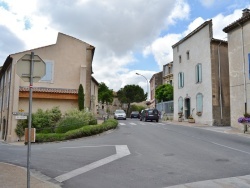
156,119,159,122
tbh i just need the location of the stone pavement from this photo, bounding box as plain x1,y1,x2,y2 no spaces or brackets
0,162,61,188
1,120,250,188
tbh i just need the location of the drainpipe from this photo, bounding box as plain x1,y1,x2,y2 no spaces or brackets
238,22,247,114
218,41,223,123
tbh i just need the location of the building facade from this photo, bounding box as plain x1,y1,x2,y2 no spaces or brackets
149,71,163,108
163,61,173,85
223,8,250,130
0,33,99,142
172,20,230,126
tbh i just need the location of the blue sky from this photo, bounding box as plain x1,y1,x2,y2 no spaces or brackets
0,0,249,93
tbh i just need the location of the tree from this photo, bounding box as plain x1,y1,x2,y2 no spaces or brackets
155,84,173,102
98,82,113,109
78,84,85,110
117,84,146,114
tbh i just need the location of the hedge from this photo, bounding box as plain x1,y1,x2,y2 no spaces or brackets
35,119,118,143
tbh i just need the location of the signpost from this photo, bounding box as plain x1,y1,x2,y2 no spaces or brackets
16,52,45,188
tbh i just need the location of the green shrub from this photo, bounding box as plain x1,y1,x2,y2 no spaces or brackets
55,117,88,133
15,119,28,140
36,119,118,143
32,107,62,133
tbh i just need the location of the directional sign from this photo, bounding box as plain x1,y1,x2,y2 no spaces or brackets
16,53,46,82
15,115,28,120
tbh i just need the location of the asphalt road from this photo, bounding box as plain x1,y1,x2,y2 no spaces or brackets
1,118,250,188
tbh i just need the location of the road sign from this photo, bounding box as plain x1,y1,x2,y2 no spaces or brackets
16,54,46,82
15,115,27,120
12,112,29,116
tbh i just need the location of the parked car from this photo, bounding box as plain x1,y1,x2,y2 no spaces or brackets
140,108,159,122
130,111,140,119
114,109,126,120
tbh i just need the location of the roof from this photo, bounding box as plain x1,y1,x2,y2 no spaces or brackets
91,76,99,86
19,86,78,94
223,9,250,33
172,19,212,48
210,38,228,45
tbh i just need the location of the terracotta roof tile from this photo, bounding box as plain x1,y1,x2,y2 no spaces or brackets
19,86,78,94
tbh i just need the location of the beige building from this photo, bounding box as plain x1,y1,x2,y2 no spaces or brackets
163,61,173,85
149,71,163,108
223,8,250,130
0,32,99,142
172,20,230,126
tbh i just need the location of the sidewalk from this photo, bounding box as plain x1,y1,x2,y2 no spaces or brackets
163,119,250,137
0,162,61,188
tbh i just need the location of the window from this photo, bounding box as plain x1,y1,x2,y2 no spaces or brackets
186,51,190,60
41,61,54,82
178,72,184,88
196,93,203,113
195,63,202,83
178,97,183,113
179,55,182,63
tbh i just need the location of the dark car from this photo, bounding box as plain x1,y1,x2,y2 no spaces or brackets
130,111,140,119
140,108,159,122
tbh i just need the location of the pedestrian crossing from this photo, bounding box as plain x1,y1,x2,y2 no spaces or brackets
119,122,165,126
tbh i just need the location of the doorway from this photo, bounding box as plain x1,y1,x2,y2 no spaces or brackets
185,98,190,119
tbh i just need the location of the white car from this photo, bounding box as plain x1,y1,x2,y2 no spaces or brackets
114,110,126,120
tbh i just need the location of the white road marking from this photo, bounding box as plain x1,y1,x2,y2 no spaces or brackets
119,123,126,126
54,145,130,182
130,123,136,125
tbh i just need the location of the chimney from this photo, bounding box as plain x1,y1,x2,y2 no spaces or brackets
242,8,250,17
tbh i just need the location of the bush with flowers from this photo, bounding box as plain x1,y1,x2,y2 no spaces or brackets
238,113,250,123
238,117,250,123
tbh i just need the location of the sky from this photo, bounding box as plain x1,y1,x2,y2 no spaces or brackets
0,0,250,96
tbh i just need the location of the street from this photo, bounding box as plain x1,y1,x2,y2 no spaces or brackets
1,119,250,188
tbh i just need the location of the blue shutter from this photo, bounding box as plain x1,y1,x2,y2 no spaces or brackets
41,62,53,81
181,72,184,87
196,93,203,112
178,72,181,88
198,64,202,82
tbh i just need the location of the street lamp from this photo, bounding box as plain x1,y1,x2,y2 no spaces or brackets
136,72,149,101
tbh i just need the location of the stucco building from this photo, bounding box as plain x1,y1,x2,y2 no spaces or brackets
163,61,173,85
223,8,250,130
149,71,163,108
0,32,99,142
172,20,230,126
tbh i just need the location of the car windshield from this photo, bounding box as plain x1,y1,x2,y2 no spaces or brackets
132,111,139,114
115,110,125,113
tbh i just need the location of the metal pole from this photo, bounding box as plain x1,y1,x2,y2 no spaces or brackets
27,52,34,188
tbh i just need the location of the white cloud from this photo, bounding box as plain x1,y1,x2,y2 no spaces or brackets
167,0,190,25
143,34,182,69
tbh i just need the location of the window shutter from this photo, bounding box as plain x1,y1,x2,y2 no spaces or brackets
181,72,184,87
178,72,181,88
198,64,202,82
41,61,53,81
196,93,203,112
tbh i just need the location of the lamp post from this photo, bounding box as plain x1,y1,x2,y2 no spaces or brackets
136,72,149,101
